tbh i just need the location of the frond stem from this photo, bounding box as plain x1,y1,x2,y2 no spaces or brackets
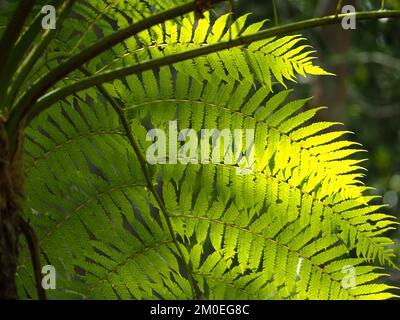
77,67,200,300
336,0,343,16
0,0,36,108
272,0,279,25
18,216,47,300
4,0,77,110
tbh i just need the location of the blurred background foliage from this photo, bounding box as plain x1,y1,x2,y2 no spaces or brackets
235,0,400,285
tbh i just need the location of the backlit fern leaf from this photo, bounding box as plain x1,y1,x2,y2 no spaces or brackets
86,12,332,90
13,0,398,300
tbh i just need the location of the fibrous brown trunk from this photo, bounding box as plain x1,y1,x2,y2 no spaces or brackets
0,119,24,299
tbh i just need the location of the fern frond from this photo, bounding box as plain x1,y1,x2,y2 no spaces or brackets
89,12,331,91
15,1,398,301
18,70,397,299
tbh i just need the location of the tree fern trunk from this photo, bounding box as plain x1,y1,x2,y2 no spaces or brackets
0,120,24,299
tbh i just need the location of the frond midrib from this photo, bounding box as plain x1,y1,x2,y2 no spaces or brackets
171,213,359,299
